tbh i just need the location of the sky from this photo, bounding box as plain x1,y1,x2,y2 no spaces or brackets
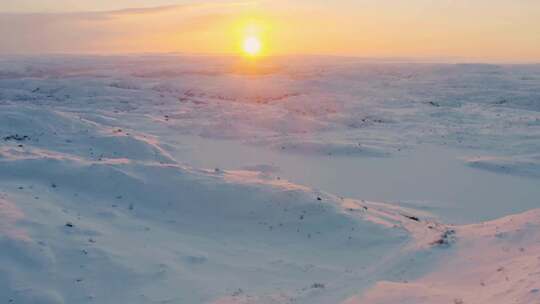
1,0,539,62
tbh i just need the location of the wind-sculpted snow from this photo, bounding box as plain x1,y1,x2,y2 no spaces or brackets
0,55,539,303
345,209,540,304
1,56,539,160
464,155,540,179
0,102,432,303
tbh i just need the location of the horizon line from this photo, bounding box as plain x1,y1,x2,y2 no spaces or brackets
1,51,538,65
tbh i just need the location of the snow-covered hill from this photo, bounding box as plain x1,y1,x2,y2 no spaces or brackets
347,209,540,304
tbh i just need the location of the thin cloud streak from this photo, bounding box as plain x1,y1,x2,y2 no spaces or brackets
0,1,257,54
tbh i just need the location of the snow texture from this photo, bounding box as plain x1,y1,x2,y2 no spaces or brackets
0,55,539,303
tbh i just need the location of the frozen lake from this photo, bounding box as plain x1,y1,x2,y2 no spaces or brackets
162,134,540,224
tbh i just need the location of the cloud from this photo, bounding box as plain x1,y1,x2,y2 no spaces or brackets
0,2,256,54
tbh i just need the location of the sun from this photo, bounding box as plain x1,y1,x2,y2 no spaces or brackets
243,36,262,56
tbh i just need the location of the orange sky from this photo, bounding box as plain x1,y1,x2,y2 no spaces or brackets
1,0,539,62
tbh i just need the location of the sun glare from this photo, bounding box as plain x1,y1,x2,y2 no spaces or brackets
243,36,262,56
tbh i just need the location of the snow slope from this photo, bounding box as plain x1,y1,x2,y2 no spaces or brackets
346,209,540,304
0,55,539,303
0,105,437,304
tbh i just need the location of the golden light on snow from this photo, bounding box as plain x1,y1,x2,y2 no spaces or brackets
242,36,262,56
